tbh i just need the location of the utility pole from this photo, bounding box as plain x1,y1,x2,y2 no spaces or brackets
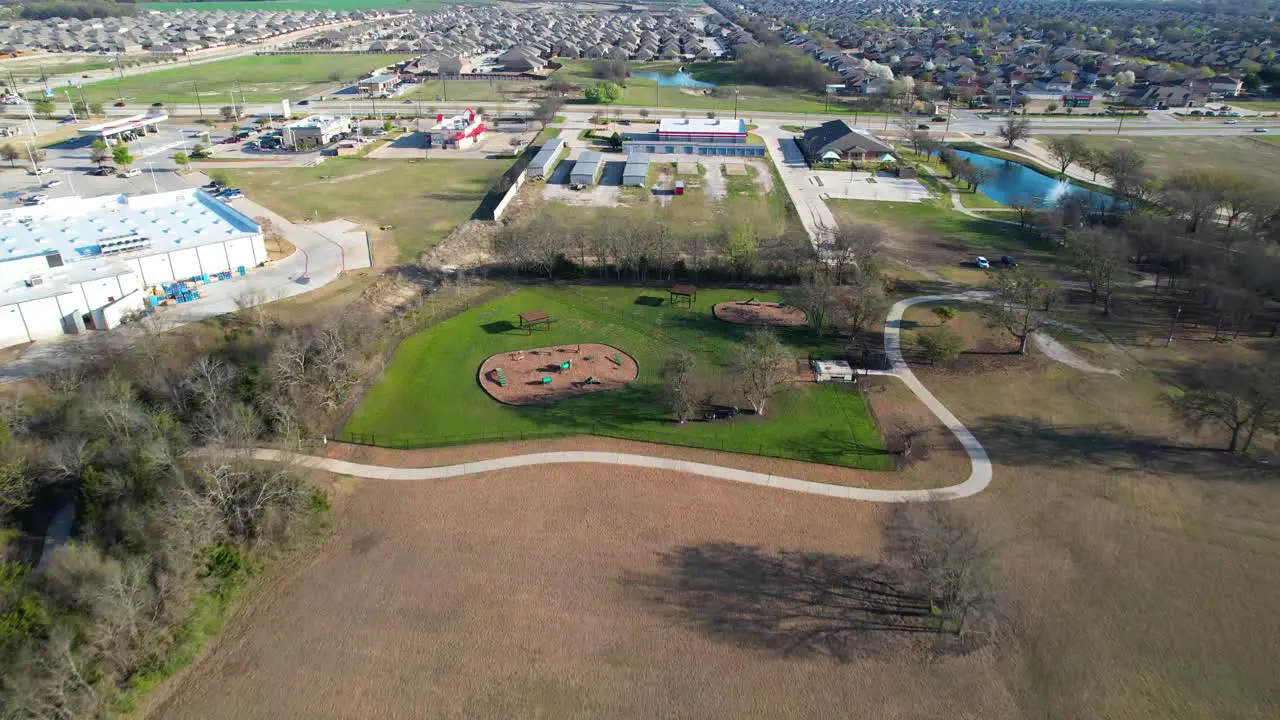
64,90,77,122
944,100,953,139
193,80,204,118
1165,305,1182,348
733,88,739,119
1116,111,1125,136
442,73,448,102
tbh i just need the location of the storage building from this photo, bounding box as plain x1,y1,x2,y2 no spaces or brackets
526,137,565,180
622,152,650,187
622,117,765,157
569,151,603,186
0,189,265,348
282,115,352,150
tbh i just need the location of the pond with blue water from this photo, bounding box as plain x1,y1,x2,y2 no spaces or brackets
632,71,716,88
954,149,1114,208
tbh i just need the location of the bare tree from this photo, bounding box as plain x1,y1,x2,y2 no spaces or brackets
885,499,994,636
983,267,1055,354
830,273,887,338
730,329,793,416
1101,146,1146,205
188,460,305,544
1043,135,1087,175
1169,361,1280,454
997,116,1031,148
658,350,704,423
1066,227,1128,314
826,222,884,284
782,272,835,337
1162,168,1228,234
492,215,563,279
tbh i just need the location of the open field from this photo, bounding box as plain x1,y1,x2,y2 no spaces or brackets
343,285,893,470
221,157,508,263
1042,134,1280,184
554,60,865,115
404,78,538,103
74,54,411,105
828,198,1050,283
153,302,1280,720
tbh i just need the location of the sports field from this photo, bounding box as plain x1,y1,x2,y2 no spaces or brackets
343,285,893,470
76,54,411,105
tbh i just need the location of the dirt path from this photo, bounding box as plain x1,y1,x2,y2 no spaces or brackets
1032,332,1121,376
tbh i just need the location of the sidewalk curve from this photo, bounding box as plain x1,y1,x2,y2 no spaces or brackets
245,293,994,503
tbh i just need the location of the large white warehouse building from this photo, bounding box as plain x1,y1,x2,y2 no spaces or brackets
0,189,265,348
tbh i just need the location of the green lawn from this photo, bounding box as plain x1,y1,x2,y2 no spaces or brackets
1041,134,1280,186
344,285,892,469
403,79,533,103
75,54,411,105
220,157,507,262
554,60,871,115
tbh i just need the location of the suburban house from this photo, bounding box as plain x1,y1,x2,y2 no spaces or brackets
799,120,895,164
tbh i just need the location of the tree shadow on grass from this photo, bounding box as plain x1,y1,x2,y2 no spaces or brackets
624,543,938,662
634,295,665,307
781,429,889,466
972,415,1276,481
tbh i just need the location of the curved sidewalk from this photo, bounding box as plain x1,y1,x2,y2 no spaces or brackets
251,293,994,503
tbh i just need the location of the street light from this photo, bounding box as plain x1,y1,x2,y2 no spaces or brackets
64,90,77,122
145,161,159,193
62,170,77,196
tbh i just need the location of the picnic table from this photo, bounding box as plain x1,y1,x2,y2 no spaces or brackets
518,309,552,333
669,284,697,307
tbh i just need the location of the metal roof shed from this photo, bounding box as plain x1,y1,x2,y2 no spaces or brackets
526,137,565,180
622,152,650,187
569,151,603,186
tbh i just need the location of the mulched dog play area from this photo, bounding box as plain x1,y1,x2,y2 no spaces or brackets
713,299,808,327
478,343,639,405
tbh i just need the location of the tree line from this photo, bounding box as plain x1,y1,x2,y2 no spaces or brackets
17,0,137,20
0,305,383,716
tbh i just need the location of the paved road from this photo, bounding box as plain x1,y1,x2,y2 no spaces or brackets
241,292,995,503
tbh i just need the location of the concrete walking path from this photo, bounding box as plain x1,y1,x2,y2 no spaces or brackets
246,294,995,503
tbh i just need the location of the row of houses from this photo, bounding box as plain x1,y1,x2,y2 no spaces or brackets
0,9,388,56
288,5,723,62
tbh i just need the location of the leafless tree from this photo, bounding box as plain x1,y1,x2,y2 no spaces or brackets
826,223,884,284
730,329,793,416
885,499,994,637
1162,168,1228,234
1065,227,1129,314
983,268,1055,354
1043,135,1087,175
1101,146,1147,206
1168,361,1280,454
830,274,887,338
492,215,562,279
187,461,305,545
997,116,1031,148
659,350,705,423
783,272,835,337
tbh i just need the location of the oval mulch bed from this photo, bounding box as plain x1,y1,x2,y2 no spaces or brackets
478,343,639,406
713,300,808,327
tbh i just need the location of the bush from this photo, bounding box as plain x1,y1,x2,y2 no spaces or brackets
584,82,623,104
915,326,965,364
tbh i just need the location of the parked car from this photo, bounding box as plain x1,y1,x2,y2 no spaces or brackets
244,141,260,150
1254,127,1269,133
216,187,242,197
23,197,47,206
120,168,142,178
113,101,127,107
58,116,75,124
930,116,946,122
26,193,49,203
31,167,54,176
42,179,62,188
916,124,930,130
975,256,991,269
223,136,241,144
87,167,113,176
1000,255,1018,268
236,131,253,139
218,189,243,202
297,99,311,106
202,180,224,190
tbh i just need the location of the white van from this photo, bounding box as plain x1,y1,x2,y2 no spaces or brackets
120,168,142,178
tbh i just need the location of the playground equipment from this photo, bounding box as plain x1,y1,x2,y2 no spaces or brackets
540,376,553,384
494,368,508,387
609,353,622,366
559,360,571,372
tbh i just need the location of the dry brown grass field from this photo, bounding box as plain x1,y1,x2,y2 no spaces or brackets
148,305,1280,720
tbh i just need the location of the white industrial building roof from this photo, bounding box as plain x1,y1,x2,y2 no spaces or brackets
76,112,169,138
284,114,349,130
658,117,747,134
0,189,260,263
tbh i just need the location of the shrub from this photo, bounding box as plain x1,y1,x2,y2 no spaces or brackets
915,326,965,364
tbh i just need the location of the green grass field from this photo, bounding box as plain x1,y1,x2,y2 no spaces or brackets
76,54,411,105
344,286,892,469
220,157,507,262
553,60,869,115
1043,134,1280,185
